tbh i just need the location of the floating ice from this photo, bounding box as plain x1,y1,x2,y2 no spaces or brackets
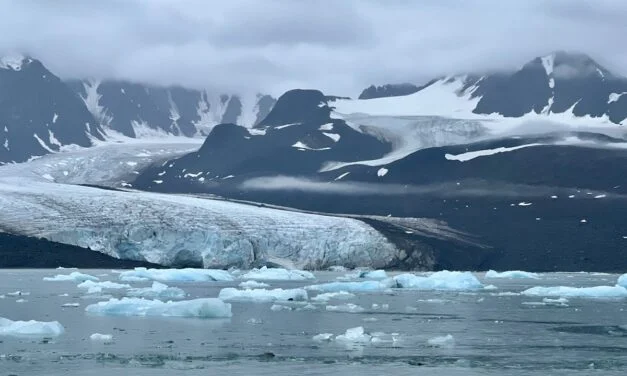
485,270,540,279
44,271,99,282
311,291,355,302
326,303,365,313
618,274,627,288
336,326,372,343
427,334,455,348
15,299,27,303
78,280,130,294
522,285,627,298
61,303,80,307
90,333,114,343
371,303,389,310
393,271,484,290
127,282,186,299
306,279,395,293
119,267,233,283
0,317,64,337
240,267,315,281
484,285,498,290
239,280,270,289
85,297,232,318
270,304,292,311
328,266,347,272
359,270,388,279
7,291,30,296
312,333,334,342
218,287,308,302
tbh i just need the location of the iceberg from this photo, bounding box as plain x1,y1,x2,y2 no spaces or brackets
61,302,80,307
336,326,372,343
119,267,233,283
0,317,64,337
126,282,186,299
306,279,396,293
7,291,30,296
218,287,308,302
239,280,270,289
311,291,355,302
312,333,334,342
326,303,365,313
522,285,627,298
359,270,388,279
240,267,315,281
90,333,114,343
85,297,232,318
618,274,627,288
78,280,130,294
427,334,455,348
393,271,484,290
44,271,99,282
485,270,540,279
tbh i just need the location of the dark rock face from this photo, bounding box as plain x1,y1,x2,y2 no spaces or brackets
358,83,422,99
0,232,160,268
0,56,104,164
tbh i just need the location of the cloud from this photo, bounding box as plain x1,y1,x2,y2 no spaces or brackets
1,0,627,96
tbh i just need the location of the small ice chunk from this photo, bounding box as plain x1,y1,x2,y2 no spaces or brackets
44,272,99,282
218,287,308,302
311,291,355,302
239,280,270,289
270,304,292,311
336,326,371,343
62,303,80,308
617,273,627,288
0,317,64,337
328,265,347,272
240,266,315,281
326,303,365,313
306,279,396,293
78,280,130,294
393,271,484,290
127,282,186,299
119,267,233,283
359,270,388,279
90,333,114,343
15,299,27,303
313,333,334,342
85,297,232,318
428,334,455,348
371,303,389,310
484,285,498,290
518,202,532,206
7,291,30,296
377,168,388,177
522,285,627,298
485,270,540,279
542,297,569,306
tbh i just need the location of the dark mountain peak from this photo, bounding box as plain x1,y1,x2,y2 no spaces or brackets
0,53,33,71
358,83,421,99
521,51,612,80
257,89,330,127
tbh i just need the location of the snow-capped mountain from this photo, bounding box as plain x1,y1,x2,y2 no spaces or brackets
0,55,105,164
358,82,432,99
67,79,276,137
352,51,627,124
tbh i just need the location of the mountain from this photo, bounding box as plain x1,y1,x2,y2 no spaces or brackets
358,83,422,99
0,55,105,164
67,79,276,137
351,51,627,124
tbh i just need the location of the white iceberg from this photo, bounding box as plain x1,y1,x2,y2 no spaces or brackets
119,267,233,283
127,282,186,299
218,287,308,302
240,267,315,281
44,271,99,282
485,270,540,279
393,271,484,290
270,304,293,311
61,302,80,307
326,303,365,313
522,285,627,298
90,333,114,343
427,334,455,348
311,291,355,302
239,280,270,289
0,317,64,337
336,326,372,343
359,270,388,279
85,297,232,318
78,280,130,294
617,274,627,288
306,279,395,293
312,333,334,342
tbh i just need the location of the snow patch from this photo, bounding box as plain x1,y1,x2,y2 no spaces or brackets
319,123,334,131
445,144,543,162
377,168,388,177
334,172,350,181
292,141,330,151
322,132,340,142
608,92,626,104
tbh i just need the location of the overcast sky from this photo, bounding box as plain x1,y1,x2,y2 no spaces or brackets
2,0,626,97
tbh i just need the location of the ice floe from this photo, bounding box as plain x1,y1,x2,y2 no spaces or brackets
239,280,270,289
240,267,315,281
218,287,308,302
119,267,234,283
0,317,64,337
325,303,365,313
485,270,540,279
617,274,627,288
312,333,334,342
7,291,30,296
90,333,114,343
44,271,99,282
78,280,130,294
359,270,388,279
310,291,355,302
427,334,455,348
61,302,80,307
126,282,186,299
522,285,627,298
393,271,484,290
336,326,372,343
306,279,395,293
85,297,232,318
